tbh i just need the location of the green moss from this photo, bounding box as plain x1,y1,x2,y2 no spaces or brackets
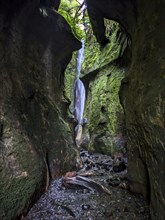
64,52,77,104
82,21,120,74
84,64,125,154
0,124,45,220
106,66,125,134
86,64,124,133
58,0,85,39
0,77,77,219
87,74,108,132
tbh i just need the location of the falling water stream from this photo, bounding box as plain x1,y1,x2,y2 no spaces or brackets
73,39,86,148
76,39,85,79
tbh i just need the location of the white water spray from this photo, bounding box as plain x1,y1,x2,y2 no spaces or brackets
73,39,86,148
76,39,85,78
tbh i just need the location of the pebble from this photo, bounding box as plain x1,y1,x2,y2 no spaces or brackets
107,178,120,186
82,204,90,210
123,206,129,212
113,161,126,172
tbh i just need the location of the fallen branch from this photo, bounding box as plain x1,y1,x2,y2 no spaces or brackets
62,175,111,195
79,172,97,177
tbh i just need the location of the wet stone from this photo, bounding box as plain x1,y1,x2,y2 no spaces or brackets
82,204,90,210
123,206,129,212
113,161,126,172
80,150,90,157
107,178,121,186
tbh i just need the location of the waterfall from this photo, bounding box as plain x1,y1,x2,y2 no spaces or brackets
73,39,86,148
73,79,85,125
76,39,85,78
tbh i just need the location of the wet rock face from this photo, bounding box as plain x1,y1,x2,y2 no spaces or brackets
83,64,126,155
0,0,81,219
86,0,165,219
86,0,136,46
121,1,165,219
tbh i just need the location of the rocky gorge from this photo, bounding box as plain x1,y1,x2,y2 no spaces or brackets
0,0,165,219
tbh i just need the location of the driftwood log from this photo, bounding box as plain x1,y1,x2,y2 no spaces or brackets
62,175,111,195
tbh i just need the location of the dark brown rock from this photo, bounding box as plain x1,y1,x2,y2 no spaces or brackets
86,0,136,45
86,0,165,219
0,0,81,219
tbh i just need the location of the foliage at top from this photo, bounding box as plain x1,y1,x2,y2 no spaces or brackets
58,0,87,40
60,0,121,104
59,0,120,74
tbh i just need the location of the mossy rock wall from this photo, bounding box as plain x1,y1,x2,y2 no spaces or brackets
83,63,126,155
0,1,81,219
120,1,165,218
85,0,165,218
